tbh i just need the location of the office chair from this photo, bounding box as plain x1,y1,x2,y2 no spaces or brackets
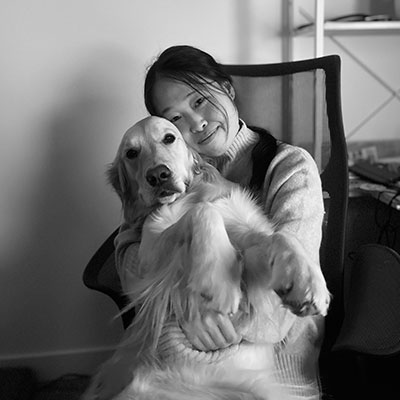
83,226,135,328
221,56,348,398
222,55,348,348
83,55,353,397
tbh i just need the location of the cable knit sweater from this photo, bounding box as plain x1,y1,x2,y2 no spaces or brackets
114,121,325,399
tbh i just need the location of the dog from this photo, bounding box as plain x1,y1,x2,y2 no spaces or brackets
84,116,330,400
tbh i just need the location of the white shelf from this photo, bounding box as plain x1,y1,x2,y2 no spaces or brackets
282,0,400,164
295,21,400,36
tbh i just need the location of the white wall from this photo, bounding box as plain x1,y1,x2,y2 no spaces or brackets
0,0,283,380
1,0,399,381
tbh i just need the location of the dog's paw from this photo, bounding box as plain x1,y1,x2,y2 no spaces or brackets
199,279,242,316
82,355,134,400
268,233,331,317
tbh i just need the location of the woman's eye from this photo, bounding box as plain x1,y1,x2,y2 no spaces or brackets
126,149,139,159
170,115,181,123
163,134,176,144
194,97,205,107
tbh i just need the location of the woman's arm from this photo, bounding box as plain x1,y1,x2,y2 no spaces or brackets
244,143,325,342
114,222,141,294
263,143,324,264
230,143,325,344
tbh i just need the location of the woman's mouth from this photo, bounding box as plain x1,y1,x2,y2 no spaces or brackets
198,127,218,145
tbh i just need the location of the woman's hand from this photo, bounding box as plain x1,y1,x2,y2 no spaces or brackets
181,310,242,351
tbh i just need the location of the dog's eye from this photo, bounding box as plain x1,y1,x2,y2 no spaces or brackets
126,149,139,159
163,134,176,144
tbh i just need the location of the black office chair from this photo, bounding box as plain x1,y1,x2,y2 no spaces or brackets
84,55,350,397
83,226,135,329
222,55,349,347
221,56,348,398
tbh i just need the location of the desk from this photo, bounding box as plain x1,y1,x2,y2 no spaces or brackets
347,163,400,255
349,171,400,211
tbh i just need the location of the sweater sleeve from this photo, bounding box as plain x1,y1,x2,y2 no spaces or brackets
241,143,325,343
114,222,141,295
262,143,324,264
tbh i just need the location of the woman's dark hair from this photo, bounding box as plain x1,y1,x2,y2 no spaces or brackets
144,45,233,116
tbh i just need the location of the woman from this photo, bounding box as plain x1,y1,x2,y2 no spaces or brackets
116,45,325,399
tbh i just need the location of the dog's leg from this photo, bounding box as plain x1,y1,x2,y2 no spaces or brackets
128,203,243,348
243,233,330,317
184,203,243,319
213,189,330,317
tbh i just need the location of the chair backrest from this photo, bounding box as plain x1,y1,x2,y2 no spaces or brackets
83,56,349,345
222,55,349,352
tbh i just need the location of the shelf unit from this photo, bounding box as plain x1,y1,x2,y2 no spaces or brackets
282,0,400,167
296,20,400,37
283,1,400,61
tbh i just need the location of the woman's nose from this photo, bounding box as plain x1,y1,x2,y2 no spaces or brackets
189,114,207,133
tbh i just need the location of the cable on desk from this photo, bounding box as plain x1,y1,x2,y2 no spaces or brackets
375,190,400,248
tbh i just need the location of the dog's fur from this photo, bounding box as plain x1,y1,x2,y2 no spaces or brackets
84,116,330,400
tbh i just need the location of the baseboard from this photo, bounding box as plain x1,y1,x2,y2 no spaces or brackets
0,346,116,381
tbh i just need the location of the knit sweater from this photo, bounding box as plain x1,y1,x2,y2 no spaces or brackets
114,121,325,399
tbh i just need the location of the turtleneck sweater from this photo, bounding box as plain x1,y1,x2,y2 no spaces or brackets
203,120,258,185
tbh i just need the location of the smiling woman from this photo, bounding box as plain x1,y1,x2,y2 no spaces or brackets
144,46,240,159
106,45,328,400
150,78,239,158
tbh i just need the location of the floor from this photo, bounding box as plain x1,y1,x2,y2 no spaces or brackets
0,368,90,400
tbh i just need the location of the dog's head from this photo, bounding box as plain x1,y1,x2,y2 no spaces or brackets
108,116,202,217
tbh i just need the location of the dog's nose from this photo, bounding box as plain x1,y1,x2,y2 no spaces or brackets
146,165,171,187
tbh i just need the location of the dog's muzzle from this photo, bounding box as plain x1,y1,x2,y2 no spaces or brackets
145,164,184,204
146,165,171,187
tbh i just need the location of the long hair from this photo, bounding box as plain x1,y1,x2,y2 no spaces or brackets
144,45,235,131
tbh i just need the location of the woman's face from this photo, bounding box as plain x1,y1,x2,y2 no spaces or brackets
151,78,240,157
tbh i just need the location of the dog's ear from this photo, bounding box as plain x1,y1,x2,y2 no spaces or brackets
107,157,146,225
107,158,124,199
189,148,227,186
107,157,138,204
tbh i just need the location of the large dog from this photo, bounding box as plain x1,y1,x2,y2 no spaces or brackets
84,116,330,400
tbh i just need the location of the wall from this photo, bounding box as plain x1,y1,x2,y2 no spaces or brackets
0,0,283,380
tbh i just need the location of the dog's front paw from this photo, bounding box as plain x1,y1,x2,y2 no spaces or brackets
199,277,242,317
82,355,134,400
268,233,331,317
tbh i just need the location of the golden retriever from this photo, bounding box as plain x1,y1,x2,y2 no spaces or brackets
84,116,330,400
